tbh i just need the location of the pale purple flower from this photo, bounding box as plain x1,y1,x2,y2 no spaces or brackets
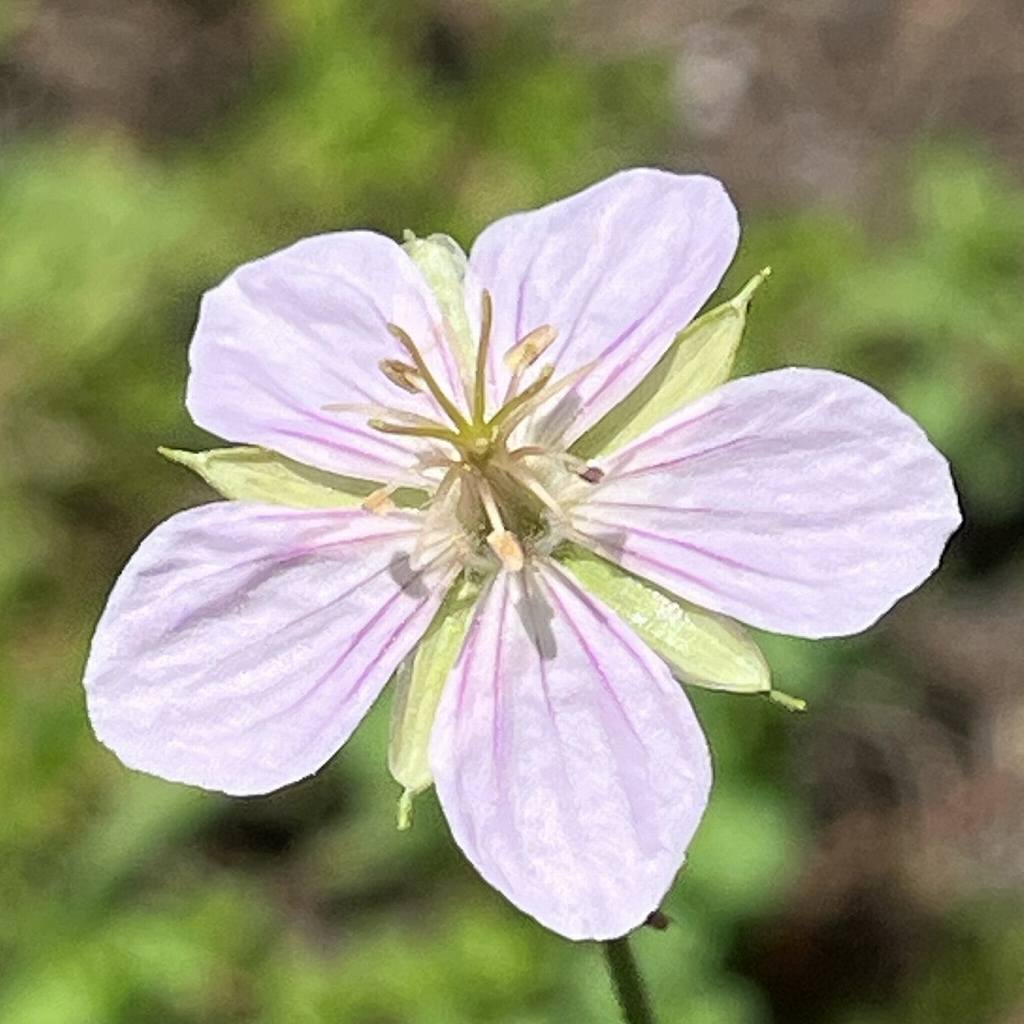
83,169,960,940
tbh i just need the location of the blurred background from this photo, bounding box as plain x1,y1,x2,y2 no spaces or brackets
1,0,1022,1021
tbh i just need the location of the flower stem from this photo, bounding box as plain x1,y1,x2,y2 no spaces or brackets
603,936,657,1024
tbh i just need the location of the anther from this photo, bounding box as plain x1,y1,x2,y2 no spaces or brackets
487,530,524,572
644,909,671,931
379,359,424,394
387,323,470,432
504,324,557,373
474,474,525,573
579,465,604,484
362,485,397,515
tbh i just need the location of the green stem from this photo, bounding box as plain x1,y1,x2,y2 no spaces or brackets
603,936,657,1024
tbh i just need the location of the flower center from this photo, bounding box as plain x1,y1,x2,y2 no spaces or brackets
352,290,601,572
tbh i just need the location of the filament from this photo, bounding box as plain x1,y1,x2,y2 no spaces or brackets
368,419,464,446
473,473,524,572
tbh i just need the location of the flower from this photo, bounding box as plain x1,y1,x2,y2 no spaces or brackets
83,169,961,940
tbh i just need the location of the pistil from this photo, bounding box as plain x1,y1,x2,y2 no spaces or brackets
368,418,465,446
473,290,493,425
331,295,601,572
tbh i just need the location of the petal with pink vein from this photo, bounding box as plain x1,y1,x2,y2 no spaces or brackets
84,502,456,795
187,231,465,484
575,368,961,638
431,562,711,940
467,168,739,442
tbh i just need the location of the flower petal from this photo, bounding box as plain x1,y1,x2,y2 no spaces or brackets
574,368,962,638
186,231,466,484
84,502,457,795
430,562,712,940
467,169,739,442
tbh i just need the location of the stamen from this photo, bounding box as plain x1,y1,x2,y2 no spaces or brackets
504,324,557,374
410,467,465,570
410,531,460,571
474,474,524,572
368,418,464,446
362,484,397,515
503,324,558,404
529,449,596,478
498,457,570,525
397,789,415,831
474,474,504,531
520,474,567,522
387,323,470,432
493,358,599,444
430,463,462,506
324,402,446,430
409,533,462,575
487,364,556,433
413,451,456,472
379,359,424,394
473,289,493,425
488,530,524,573
506,445,548,461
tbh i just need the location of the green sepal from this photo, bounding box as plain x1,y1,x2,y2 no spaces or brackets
555,541,771,695
402,231,475,384
572,268,771,460
767,690,807,713
388,572,483,828
159,446,427,509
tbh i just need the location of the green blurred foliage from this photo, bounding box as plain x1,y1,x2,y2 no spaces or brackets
1,1,1022,1021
